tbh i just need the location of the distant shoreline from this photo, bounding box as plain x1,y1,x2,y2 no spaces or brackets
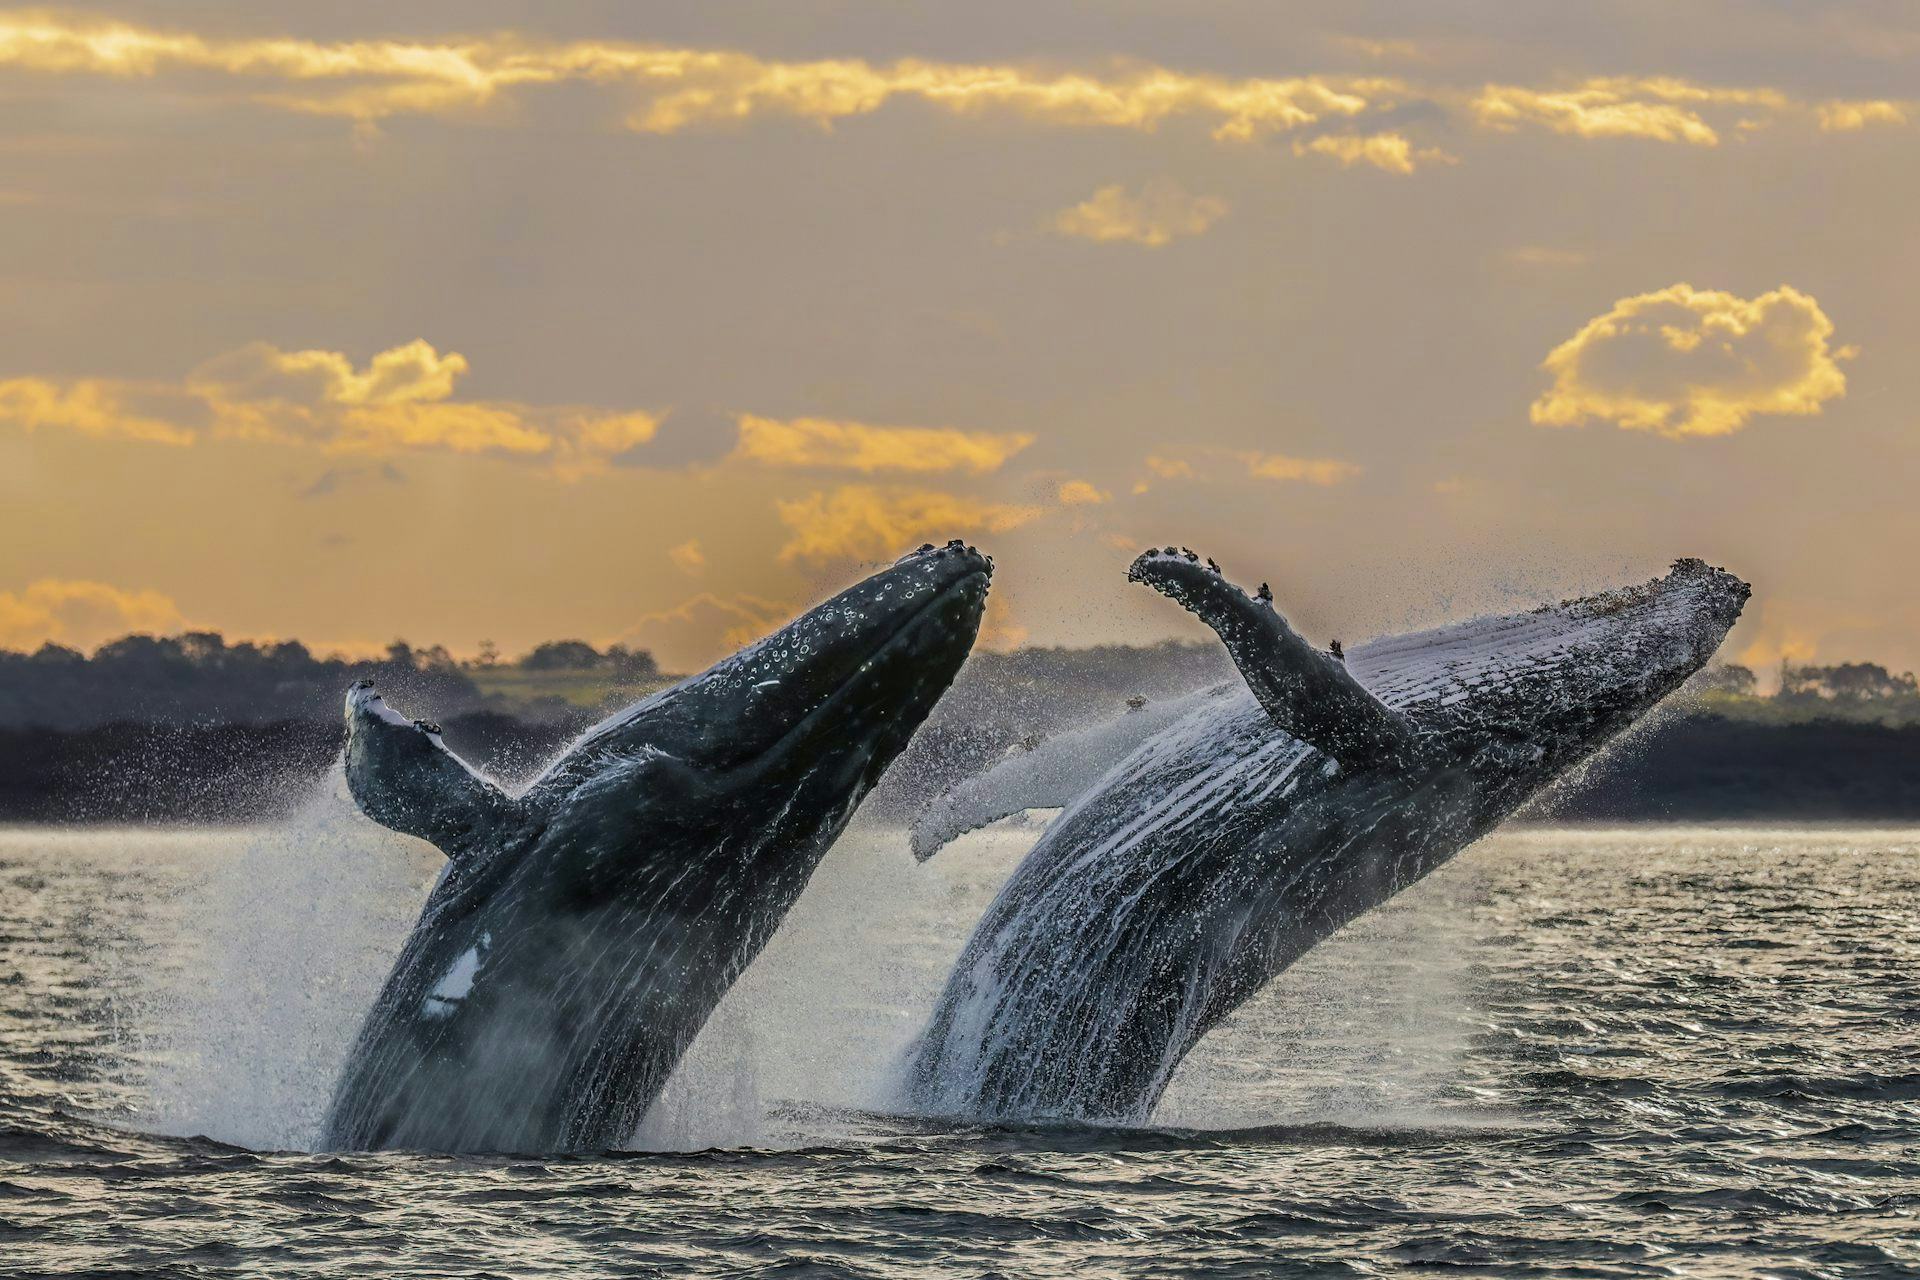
4,711,1918,826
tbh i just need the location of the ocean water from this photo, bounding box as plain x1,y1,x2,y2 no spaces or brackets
1,809,1916,1277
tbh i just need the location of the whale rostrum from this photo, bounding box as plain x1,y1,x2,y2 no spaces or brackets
324,541,992,1154
902,549,1749,1124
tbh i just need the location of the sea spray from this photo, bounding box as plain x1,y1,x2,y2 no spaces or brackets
626,816,1025,1149
135,761,436,1150
119,798,1478,1153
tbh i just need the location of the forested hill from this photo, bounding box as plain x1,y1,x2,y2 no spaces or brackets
0,630,1917,823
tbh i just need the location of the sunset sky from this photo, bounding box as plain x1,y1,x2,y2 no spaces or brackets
1,3,1914,673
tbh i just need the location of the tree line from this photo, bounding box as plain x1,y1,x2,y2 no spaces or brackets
0,627,1914,731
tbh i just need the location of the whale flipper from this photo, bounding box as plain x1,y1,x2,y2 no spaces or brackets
1127,549,1419,767
344,682,519,860
911,692,1207,861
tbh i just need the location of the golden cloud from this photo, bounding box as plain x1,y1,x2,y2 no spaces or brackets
1472,77,1788,146
1291,131,1444,173
0,377,198,445
2,13,1896,163
1132,449,1357,491
0,12,1395,142
1817,99,1911,131
775,485,1040,565
0,339,659,476
668,539,707,576
1531,283,1850,437
733,414,1032,474
1052,180,1228,246
1235,451,1363,485
0,579,186,651
1506,245,1592,268
1055,479,1111,505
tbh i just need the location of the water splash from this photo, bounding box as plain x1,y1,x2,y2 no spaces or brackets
133,760,436,1151
115,793,1477,1153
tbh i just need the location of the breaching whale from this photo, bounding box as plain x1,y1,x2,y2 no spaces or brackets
322,541,992,1153
901,549,1748,1124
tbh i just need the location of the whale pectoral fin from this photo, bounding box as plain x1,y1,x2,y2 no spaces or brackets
343,682,517,860
1127,549,1419,767
910,696,1196,861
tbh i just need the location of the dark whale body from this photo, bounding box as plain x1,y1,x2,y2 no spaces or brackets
902,550,1748,1124
323,541,991,1153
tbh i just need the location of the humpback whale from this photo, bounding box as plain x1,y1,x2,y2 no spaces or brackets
902,550,1748,1124
323,541,992,1153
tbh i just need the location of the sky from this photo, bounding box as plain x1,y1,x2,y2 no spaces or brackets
0,2,1914,673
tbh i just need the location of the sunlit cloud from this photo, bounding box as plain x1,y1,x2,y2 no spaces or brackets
668,539,707,576
0,579,185,652
1132,449,1357,491
0,12,1897,170
732,413,1032,474
1816,99,1911,131
1052,180,1228,246
617,592,794,671
1472,77,1789,146
1055,479,1110,505
1505,245,1592,268
0,11,1396,143
1531,283,1851,438
0,377,198,445
1291,131,1449,173
1234,450,1363,485
774,485,1040,565
0,339,660,477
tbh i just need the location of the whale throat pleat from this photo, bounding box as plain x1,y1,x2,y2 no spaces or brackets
1127,550,1419,768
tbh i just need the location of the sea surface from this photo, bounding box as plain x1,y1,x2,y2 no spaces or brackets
1,802,1916,1277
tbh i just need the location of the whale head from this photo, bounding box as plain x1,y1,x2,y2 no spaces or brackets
1354,557,1751,798
527,539,993,863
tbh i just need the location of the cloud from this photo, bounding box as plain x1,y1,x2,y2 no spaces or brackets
1531,283,1851,437
617,593,794,671
0,339,660,477
1472,77,1787,146
1,14,1896,166
0,12,1395,143
1133,449,1355,491
1292,131,1449,173
733,414,1032,474
775,485,1040,565
1234,451,1363,485
1055,479,1110,505
1131,453,1194,494
1817,99,1911,131
1052,180,1229,246
668,539,707,576
1506,245,1592,268
0,378,198,445
0,579,186,651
